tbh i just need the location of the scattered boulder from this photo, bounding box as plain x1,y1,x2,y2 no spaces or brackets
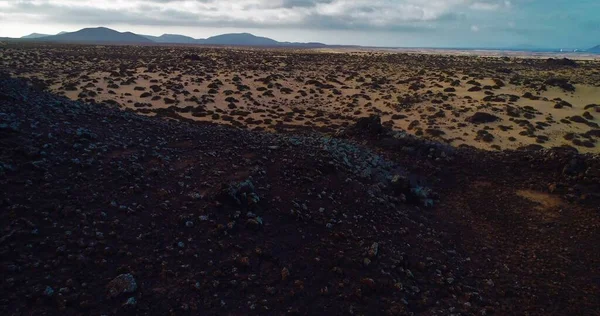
467,112,501,124
353,115,384,135
522,92,540,100
544,78,575,92
107,274,137,298
183,54,202,61
223,179,260,208
426,128,446,137
554,100,573,109
545,58,579,68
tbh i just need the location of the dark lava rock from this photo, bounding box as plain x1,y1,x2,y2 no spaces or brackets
106,274,137,298
426,128,446,137
517,144,545,151
583,111,594,120
546,58,579,68
554,100,573,109
544,78,576,92
570,116,588,124
183,54,202,61
562,158,586,176
522,92,540,100
476,129,495,142
353,115,384,134
467,112,501,124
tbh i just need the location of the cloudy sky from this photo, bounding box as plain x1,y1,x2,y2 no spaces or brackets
0,0,598,48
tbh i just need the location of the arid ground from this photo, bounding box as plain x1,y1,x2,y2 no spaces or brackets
1,43,599,153
0,43,599,315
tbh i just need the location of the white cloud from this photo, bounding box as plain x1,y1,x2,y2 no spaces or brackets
471,24,480,32
0,0,499,29
469,0,512,11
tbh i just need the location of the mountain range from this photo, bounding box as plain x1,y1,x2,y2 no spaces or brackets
18,27,328,47
13,27,600,52
21,33,52,39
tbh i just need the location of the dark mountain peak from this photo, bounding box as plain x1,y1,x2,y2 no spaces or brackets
161,33,189,37
76,26,112,33
39,27,153,44
20,26,327,47
21,33,51,39
215,33,262,38
204,33,279,46
149,33,198,43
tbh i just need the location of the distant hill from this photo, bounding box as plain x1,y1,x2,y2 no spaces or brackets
142,32,288,46
40,27,153,44
20,32,68,39
21,33,52,39
20,27,327,47
589,45,600,53
200,33,327,47
280,41,329,48
144,34,198,44
147,32,328,47
200,33,279,46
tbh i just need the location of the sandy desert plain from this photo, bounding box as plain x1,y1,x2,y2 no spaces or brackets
1,42,599,153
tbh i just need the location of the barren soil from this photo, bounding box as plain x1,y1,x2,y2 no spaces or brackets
1,43,599,153
0,44,599,315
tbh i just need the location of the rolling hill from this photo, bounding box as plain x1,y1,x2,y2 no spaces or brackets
18,27,326,47
39,27,153,44
21,33,52,39
143,33,198,44
200,33,279,46
588,45,600,53
144,32,326,47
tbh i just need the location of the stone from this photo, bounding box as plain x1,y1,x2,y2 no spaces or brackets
246,218,260,230
368,242,379,258
236,256,250,268
354,115,384,134
466,112,501,124
281,267,290,281
123,297,137,306
363,258,371,267
43,286,54,297
107,273,137,298
360,278,376,289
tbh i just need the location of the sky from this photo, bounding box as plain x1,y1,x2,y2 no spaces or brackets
0,0,598,48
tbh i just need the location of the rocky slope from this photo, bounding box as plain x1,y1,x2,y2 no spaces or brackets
0,75,598,315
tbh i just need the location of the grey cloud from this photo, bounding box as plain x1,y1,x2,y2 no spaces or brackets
281,0,334,8
0,0,510,32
